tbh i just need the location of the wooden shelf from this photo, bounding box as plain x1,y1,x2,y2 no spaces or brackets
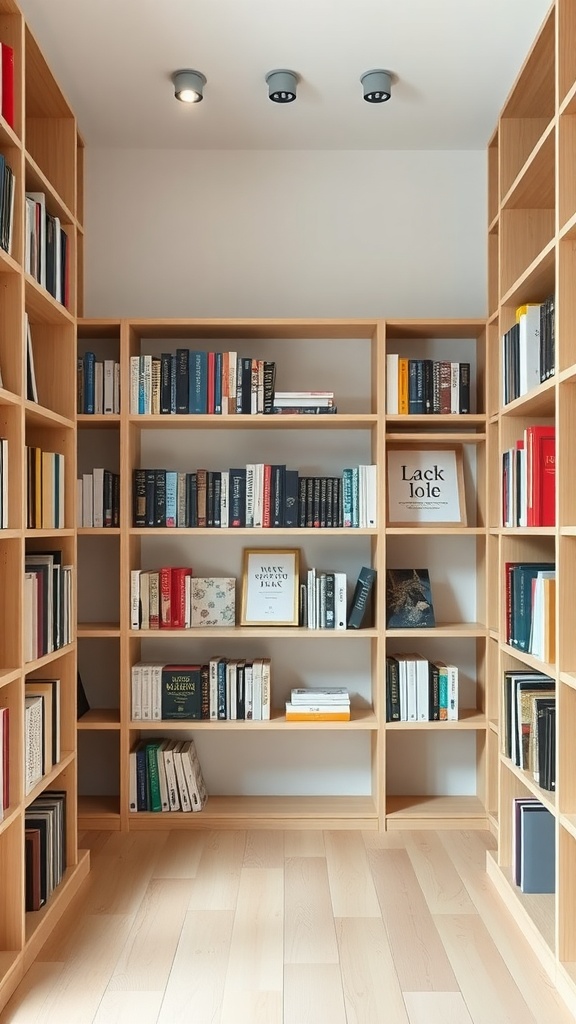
500,377,556,417
386,709,486,730
77,622,120,637
23,752,75,807
77,414,120,429
386,622,487,638
385,794,487,830
77,709,120,729
128,527,378,537
486,852,556,956
500,755,556,814
499,643,556,678
128,794,378,830
129,413,377,430
129,626,378,639
129,708,377,730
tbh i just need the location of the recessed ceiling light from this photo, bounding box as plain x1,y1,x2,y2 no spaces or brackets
172,69,206,103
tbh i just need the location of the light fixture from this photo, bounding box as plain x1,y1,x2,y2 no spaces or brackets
172,69,206,103
266,69,298,103
361,69,392,103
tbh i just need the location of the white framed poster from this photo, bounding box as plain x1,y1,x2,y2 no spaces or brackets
240,548,300,626
386,445,467,526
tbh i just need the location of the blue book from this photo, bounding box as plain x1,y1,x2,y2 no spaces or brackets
214,352,223,414
342,469,353,527
351,467,359,528
165,471,178,528
217,659,227,719
170,353,177,413
189,351,207,413
83,351,95,414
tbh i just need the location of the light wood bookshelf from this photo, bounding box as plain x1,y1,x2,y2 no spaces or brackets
0,0,89,1015
75,316,488,835
486,0,576,1015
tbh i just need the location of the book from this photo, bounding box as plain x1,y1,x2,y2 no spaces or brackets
160,664,203,720
347,566,376,629
290,687,350,704
191,577,235,627
519,802,555,894
285,703,351,721
386,568,435,628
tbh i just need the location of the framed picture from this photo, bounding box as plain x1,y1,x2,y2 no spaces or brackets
240,548,300,626
386,445,467,526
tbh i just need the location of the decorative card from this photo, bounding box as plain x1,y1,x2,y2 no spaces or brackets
386,568,435,628
191,577,236,627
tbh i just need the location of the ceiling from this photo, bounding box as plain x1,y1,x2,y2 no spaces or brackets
18,0,550,150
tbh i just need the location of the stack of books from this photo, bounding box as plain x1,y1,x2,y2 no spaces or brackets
272,391,336,414
285,687,350,721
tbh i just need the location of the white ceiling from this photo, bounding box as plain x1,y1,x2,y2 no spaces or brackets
18,0,550,150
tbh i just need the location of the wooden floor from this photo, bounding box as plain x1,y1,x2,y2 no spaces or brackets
0,827,573,1023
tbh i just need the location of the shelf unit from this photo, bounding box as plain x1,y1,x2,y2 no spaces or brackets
0,0,88,1015
75,316,488,834
486,1,576,1015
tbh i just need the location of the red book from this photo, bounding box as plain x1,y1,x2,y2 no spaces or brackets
1,44,14,130
159,567,172,628
526,425,555,527
262,464,272,528
171,567,191,629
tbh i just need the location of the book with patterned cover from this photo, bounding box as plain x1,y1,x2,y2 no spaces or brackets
191,577,235,627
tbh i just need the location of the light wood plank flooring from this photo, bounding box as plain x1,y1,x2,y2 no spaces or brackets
1,828,574,1024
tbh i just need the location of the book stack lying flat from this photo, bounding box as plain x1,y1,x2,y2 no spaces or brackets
285,687,350,721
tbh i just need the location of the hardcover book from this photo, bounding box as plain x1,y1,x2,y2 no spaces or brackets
386,568,435,628
191,577,236,627
161,665,203,720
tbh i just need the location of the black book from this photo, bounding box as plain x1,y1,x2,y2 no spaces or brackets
263,361,276,413
213,471,222,528
347,566,377,629
408,359,424,414
160,352,171,413
161,665,203,720
175,348,189,413
77,670,90,719
229,468,246,527
305,476,315,528
133,469,146,527
236,660,246,720
272,465,285,528
429,661,440,720
154,469,166,527
459,363,471,414
241,357,252,414
187,472,198,528
145,469,156,527
206,470,215,527
324,572,335,629
298,475,307,527
284,469,299,528
112,472,120,527
103,469,114,527
386,656,400,721
423,359,434,413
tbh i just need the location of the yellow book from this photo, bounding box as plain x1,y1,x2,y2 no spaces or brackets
285,702,350,722
398,358,409,415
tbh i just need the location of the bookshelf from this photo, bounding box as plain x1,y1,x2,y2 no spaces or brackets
0,0,89,1014
74,317,488,834
486,0,576,1015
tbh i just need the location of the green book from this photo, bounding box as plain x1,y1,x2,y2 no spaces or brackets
146,741,163,812
161,665,203,720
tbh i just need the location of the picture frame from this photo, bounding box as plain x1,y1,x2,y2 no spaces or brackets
240,548,300,626
386,445,467,526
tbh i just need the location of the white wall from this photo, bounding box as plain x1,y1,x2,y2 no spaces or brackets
84,148,487,319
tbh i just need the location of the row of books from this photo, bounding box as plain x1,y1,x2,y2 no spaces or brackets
502,425,555,528
24,192,70,308
129,350,277,415
0,154,14,256
131,658,271,722
385,355,471,414
512,797,555,894
24,552,73,662
0,707,8,820
77,353,120,415
25,791,66,911
501,670,555,791
77,469,120,528
24,678,61,795
130,572,235,631
130,738,207,813
502,298,555,406
301,566,376,630
386,655,458,721
285,687,350,721
133,464,377,529
0,437,7,529
505,562,555,662
26,446,65,530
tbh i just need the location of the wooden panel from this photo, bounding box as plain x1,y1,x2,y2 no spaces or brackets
284,857,339,964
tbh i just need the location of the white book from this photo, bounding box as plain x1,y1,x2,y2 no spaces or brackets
141,663,152,721
24,695,44,794
251,659,262,721
446,664,459,721
103,359,115,414
414,656,429,721
245,464,255,527
450,362,460,413
76,478,83,527
228,351,237,410
173,742,192,812
130,569,141,630
253,463,263,528
131,663,142,720
25,192,46,287
227,659,238,720
261,658,271,721
26,313,38,403
291,687,350,704
24,572,36,662
162,741,180,811
220,469,229,527
82,473,93,527
151,663,163,721
386,353,399,414
245,663,253,720
334,571,347,630
139,570,150,630
358,464,366,528
397,657,408,721
129,355,140,414
156,740,170,811
517,303,542,397
209,657,220,720
142,354,152,414
179,740,202,811
365,464,377,528
92,467,104,528
113,361,121,413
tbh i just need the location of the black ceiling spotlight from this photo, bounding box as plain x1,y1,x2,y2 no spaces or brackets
361,69,392,103
266,69,298,103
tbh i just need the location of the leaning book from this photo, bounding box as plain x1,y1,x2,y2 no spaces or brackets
386,568,435,628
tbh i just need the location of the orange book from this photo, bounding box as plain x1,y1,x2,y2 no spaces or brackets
285,703,350,722
398,358,409,414
543,577,556,663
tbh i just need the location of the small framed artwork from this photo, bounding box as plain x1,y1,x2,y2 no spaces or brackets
240,548,300,626
387,445,467,526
